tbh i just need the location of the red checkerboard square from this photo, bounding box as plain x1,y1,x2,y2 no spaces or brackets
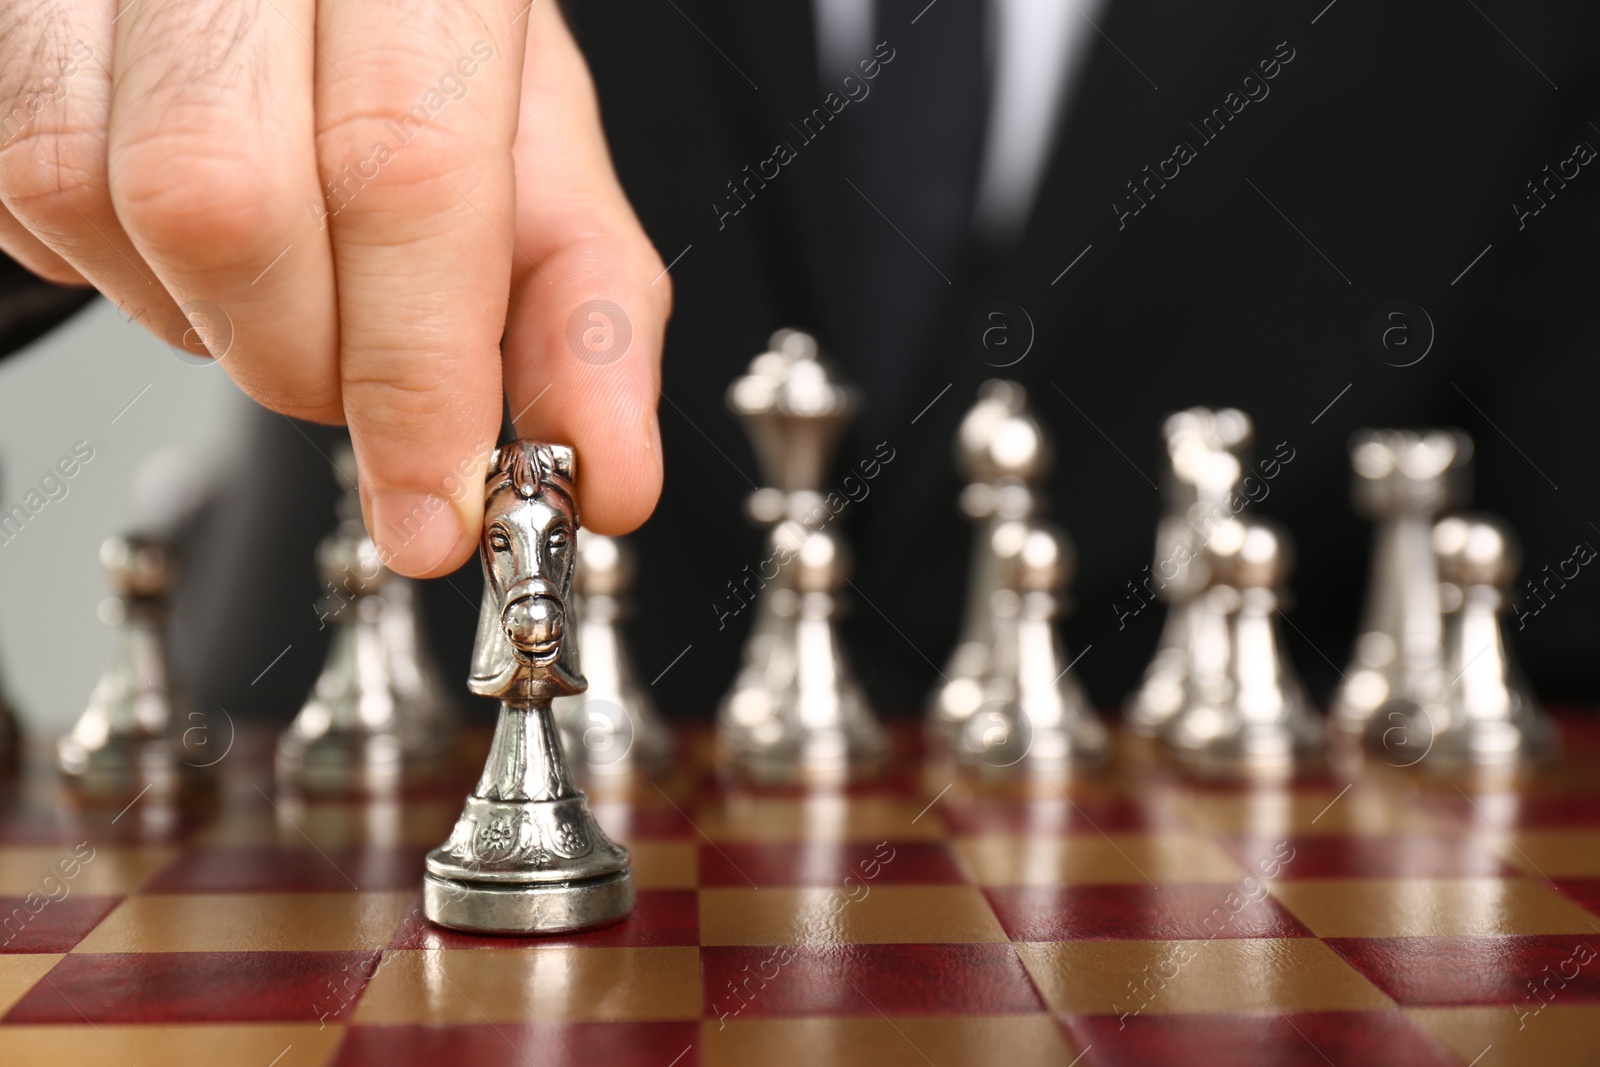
1216,836,1516,879
986,885,1311,942
701,943,1045,1018
1326,935,1600,1006
333,1022,699,1066
1059,1010,1461,1067
1553,878,1600,916
3,950,382,1023
0,896,121,953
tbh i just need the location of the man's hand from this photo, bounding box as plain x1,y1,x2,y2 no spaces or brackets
0,0,668,576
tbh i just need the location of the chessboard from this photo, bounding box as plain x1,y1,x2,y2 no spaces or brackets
2,716,1598,1067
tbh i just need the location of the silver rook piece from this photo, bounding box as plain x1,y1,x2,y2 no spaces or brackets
1333,429,1471,734
58,535,206,798
424,441,634,934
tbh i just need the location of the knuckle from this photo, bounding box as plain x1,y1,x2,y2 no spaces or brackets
341,353,471,423
0,126,108,234
314,103,484,215
110,130,288,265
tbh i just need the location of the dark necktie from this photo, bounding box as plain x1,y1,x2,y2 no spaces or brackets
836,0,990,437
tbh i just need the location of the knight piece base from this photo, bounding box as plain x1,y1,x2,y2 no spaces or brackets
423,867,635,935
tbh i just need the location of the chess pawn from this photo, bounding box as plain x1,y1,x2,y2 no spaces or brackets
1333,429,1472,734
725,524,887,783
718,329,861,751
57,535,206,798
1380,517,1554,765
927,380,1051,745
554,533,672,776
1164,517,1322,770
425,441,632,934
955,521,1106,773
1126,408,1252,736
275,521,445,796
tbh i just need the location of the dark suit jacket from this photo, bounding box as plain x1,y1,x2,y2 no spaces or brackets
5,0,1598,721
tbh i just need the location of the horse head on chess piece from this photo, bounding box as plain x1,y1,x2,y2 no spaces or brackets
469,441,587,705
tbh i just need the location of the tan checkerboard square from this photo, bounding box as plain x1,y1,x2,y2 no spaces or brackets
71,891,412,952
0,846,175,895
693,798,945,842
0,954,62,1015
0,1023,344,1066
630,841,697,889
702,1014,1076,1067
1269,877,1600,937
1479,830,1600,878
955,834,1244,886
1178,788,1443,837
1015,938,1392,1015
1407,1006,1600,1067
353,946,700,1023
699,886,1007,945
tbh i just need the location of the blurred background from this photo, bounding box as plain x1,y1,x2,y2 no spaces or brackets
0,300,241,733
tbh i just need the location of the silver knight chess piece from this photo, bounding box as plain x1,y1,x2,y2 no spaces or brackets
1164,517,1322,772
424,441,633,934
1127,408,1252,736
928,381,1051,747
553,532,672,776
1333,429,1472,735
1379,515,1554,766
57,535,208,799
717,329,886,780
277,448,457,795
955,520,1106,774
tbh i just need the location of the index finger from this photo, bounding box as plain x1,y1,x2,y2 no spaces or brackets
315,0,527,576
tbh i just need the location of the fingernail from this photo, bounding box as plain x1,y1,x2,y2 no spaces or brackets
371,491,465,576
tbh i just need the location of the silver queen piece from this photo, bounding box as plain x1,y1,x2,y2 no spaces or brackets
423,441,634,934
